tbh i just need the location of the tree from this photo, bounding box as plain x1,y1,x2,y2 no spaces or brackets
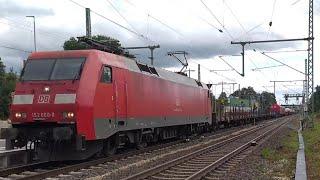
230,86,276,111
259,91,276,112
218,92,228,105
311,86,320,112
231,86,258,100
63,35,135,58
0,58,5,76
63,37,87,50
0,58,18,120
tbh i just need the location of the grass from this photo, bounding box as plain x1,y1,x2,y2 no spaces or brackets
260,126,299,179
303,113,320,180
261,147,274,159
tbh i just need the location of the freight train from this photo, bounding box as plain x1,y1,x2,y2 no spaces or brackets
0,50,281,161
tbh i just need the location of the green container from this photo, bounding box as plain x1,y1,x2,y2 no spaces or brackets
229,97,250,107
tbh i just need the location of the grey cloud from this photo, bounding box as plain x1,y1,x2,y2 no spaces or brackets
0,13,298,73
0,0,54,17
94,24,295,68
0,25,71,72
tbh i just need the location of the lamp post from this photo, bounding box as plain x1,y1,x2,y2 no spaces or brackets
26,16,36,52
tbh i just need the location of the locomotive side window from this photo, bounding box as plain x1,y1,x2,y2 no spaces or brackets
101,66,112,83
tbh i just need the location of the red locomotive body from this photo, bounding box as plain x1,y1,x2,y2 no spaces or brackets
269,103,285,117
2,50,212,160
270,103,280,114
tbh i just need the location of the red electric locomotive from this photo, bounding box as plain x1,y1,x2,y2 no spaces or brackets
1,50,212,160
269,103,285,117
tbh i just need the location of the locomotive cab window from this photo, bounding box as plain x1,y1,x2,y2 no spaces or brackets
101,66,112,83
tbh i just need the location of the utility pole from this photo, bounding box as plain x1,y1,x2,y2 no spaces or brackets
85,8,91,38
222,81,224,92
273,81,276,96
26,16,36,52
198,64,201,81
232,83,235,93
123,45,160,66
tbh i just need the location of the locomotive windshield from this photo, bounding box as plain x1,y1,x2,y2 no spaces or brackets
21,58,85,81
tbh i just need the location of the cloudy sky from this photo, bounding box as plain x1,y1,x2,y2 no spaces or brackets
0,0,319,104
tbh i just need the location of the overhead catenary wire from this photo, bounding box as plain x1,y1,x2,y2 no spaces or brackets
246,54,278,93
234,21,266,41
188,60,236,83
0,44,31,53
260,52,305,75
105,0,141,36
121,0,185,38
223,0,246,33
282,84,301,94
291,0,302,6
0,19,69,42
251,64,285,71
262,49,308,54
67,0,152,43
199,0,234,40
121,0,195,53
267,0,277,39
196,15,223,33
218,56,242,76
147,14,185,37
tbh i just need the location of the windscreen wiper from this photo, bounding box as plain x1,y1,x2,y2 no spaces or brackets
72,61,85,83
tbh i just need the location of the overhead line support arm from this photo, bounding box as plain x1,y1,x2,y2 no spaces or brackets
230,37,313,77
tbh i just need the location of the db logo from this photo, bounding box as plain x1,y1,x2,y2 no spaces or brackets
38,95,50,103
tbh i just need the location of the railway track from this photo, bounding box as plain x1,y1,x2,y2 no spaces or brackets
123,116,291,180
0,120,265,180
0,140,184,180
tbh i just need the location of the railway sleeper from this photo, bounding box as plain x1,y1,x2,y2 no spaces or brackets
192,158,218,162
171,166,201,172
157,172,191,178
176,164,204,170
204,176,222,180
186,161,211,166
150,175,185,180
164,169,196,174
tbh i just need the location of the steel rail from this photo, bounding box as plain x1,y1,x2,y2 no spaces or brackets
14,140,184,180
186,117,290,180
1,118,284,180
4,121,253,180
123,119,279,180
0,161,52,177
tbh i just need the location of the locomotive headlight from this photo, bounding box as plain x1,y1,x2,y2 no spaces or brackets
15,112,26,119
63,112,75,119
15,113,22,118
67,112,74,118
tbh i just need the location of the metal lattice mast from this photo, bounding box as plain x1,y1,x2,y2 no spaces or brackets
304,59,308,114
307,0,314,127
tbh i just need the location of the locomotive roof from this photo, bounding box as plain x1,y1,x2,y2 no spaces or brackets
28,50,209,90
